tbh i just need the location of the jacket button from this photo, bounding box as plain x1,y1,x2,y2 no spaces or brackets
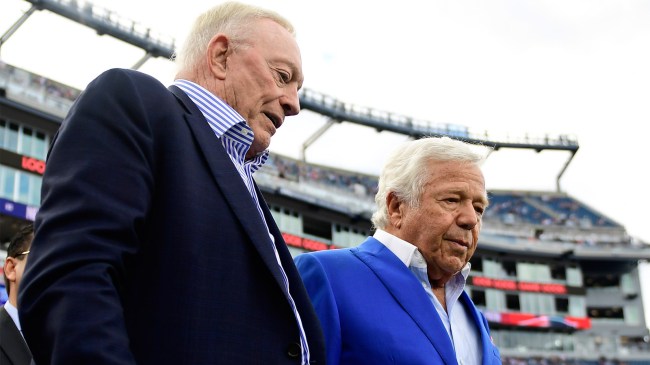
287,342,301,358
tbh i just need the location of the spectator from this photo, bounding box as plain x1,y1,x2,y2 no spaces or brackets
1,224,33,365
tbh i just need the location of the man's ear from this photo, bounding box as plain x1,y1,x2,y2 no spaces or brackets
206,33,230,80
386,192,404,229
3,258,16,282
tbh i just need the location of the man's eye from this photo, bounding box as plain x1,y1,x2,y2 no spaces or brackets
276,70,290,83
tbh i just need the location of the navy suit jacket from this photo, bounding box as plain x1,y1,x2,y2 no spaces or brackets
295,237,501,365
0,307,31,365
18,69,325,365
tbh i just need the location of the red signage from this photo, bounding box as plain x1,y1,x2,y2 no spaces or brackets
471,276,568,294
0,149,47,176
21,156,46,175
485,311,591,330
282,232,339,251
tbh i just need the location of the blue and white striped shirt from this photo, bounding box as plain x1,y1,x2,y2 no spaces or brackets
174,79,310,364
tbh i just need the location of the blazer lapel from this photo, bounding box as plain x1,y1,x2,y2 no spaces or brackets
460,293,500,364
353,238,458,365
167,85,287,291
0,307,32,364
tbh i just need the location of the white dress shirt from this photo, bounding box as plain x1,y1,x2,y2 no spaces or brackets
373,229,482,365
4,301,24,338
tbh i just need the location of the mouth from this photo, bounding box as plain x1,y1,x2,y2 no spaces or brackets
264,112,283,129
446,238,470,249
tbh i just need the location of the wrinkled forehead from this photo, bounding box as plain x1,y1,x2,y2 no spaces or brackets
249,18,303,84
428,161,487,196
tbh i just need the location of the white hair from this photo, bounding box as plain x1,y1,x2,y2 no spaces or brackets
174,1,295,73
371,136,488,229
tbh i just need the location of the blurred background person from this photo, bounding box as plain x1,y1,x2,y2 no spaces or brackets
1,223,33,365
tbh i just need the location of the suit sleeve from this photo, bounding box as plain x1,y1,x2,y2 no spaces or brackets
18,69,158,365
294,253,342,365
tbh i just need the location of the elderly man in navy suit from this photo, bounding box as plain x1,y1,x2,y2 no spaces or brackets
296,137,501,365
18,2,325,364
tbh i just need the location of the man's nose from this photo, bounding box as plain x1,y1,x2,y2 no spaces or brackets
281,87,300,116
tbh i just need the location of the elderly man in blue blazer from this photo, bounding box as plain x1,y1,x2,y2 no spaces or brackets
295,137,501,365
19,3,324,365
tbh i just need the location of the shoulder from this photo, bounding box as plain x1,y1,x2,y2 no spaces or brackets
295,247,354,264
0,307,12,339
86,68,168,96
295,249,349,272
94,68,162,84
71,68,176,118
294,248,365,281
0,306,8,322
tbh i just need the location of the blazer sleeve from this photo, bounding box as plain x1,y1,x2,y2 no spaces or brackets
18,69,161,365
295,253,341,365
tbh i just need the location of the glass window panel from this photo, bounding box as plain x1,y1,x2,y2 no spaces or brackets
34,131,48,160
20,126,34,155
566,267,583,286
6,122,18,151
620,273,636,296
485,289,504,311
0,119,6,149
18,172,30,203
625,305,640,326
483,259,501,278
536,264,551,283
28,174,42,205
568,295,586,317
1,167,16,200
516,263,535,281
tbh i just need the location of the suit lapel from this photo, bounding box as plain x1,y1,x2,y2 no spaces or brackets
353,238,458,365
167,85,287,291
460,293,498,364
0,307,32,364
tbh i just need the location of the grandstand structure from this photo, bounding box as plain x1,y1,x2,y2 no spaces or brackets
1,1,650,363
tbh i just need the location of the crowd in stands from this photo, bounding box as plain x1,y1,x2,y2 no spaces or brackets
483,192,621,229
485,195,555,226
0,61,80,117
266,153,378,198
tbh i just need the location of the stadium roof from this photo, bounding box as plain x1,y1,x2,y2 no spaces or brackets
2,0,580,192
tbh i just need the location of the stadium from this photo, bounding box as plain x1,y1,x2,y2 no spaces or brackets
1,1,650,364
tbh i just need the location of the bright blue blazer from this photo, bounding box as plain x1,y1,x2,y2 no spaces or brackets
295,237,501,365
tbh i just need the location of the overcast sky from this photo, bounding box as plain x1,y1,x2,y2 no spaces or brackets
2,0,650,321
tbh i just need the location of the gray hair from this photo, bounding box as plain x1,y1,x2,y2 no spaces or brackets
371,136,488,229
174,1,295,73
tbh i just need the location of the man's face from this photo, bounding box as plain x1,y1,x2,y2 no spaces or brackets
222,19,303,159
4,253,28,296
391,160,487,281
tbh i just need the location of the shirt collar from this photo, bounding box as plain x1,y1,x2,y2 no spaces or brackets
173,79,244,138
173,79,270,167
373,228,471,280
4,301,21,331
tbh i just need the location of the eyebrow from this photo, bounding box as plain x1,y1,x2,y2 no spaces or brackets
448,188,489,207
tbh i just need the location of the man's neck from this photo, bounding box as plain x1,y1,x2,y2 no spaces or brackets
8,291,18,308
